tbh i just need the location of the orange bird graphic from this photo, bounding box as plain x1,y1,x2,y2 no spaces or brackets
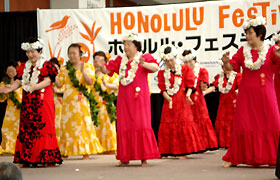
45,16,70,32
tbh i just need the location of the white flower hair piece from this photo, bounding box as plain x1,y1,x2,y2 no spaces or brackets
243,16,266,30
159,44,178,61
122,33,143,43
21,38,44,51
272,31,280,43
178,48,196,62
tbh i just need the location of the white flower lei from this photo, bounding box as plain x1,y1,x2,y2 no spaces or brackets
164,63,182,96
119,52,141,86
243,43,269,71
22,58,45,92
272,32,280,43
218,71,237,94
193,64,200,88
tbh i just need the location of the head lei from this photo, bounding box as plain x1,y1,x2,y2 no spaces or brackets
21,38,44,51
272,31,280,43
159,44,178,61
178,48,196,62
122,33,143,43
243,16,266,30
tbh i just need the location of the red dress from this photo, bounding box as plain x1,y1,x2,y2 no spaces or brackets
212,72,242,148
223,45,280,165
106,54,160,162
190,67,218,150
157,65,205,156
14,61,62,165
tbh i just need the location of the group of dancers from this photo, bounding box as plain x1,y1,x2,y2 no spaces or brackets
0,16,280,168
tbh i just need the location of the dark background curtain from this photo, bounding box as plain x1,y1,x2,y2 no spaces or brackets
0,11,37,143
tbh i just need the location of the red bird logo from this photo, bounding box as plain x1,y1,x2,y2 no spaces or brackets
45,16,70,33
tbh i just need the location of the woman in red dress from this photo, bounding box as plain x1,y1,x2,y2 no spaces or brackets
0,37,62,167
157,44,205,159
101,33,160,166
221,17,280,167
204,64,242,148
179,49,218,150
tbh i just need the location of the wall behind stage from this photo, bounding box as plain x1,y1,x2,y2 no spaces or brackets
37,0,280,93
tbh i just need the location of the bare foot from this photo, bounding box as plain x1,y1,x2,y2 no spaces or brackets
223,162,234,168
47,164,56,167
82,155,89,160
18,164,30,168
115,161,129,167
62,155,68,159
178,155,188,160
102,151,116,154
141,160,148,167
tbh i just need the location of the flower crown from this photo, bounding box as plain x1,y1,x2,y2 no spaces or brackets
272,31,280,43
122,33,143,43
243,16,266,30
159,44,178,61
178,48,196,62
21,38,44,51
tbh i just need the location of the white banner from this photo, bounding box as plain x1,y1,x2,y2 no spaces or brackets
38,0,280,93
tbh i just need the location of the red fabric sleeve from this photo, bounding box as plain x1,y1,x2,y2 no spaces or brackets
157,70,166,93
182,65,195,88
105,56,122,76
229,47,244,73
235,72,242,88
198,68,209,84
142,53,159,73
212,74,220,88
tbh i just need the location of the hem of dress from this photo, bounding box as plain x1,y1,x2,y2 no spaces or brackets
13,160,63,165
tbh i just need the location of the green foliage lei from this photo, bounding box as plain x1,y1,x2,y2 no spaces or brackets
0,76,22,109
94,79,117,123
66,61,100,126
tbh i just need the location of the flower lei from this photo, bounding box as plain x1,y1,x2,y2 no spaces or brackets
119,52,141,86
243,43,269,71
21,39,44,51
164,63,182,96
94,77,117,123
272,32,280,43
66,61,100,126
22,58,45,92
193,64,200,88
0,76,22,109
218,71,237,94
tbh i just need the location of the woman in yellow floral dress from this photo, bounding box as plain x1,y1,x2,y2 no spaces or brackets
0,62,22,154
55,44,102,159
93,51,118,154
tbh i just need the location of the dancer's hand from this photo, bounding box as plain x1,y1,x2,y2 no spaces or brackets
140,57,145,67
222,52,230,64
186,95,194,105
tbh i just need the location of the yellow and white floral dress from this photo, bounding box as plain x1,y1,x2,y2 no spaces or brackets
94,74,118,153
53,85,64,144
0,82,22,154
57,63,102,156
